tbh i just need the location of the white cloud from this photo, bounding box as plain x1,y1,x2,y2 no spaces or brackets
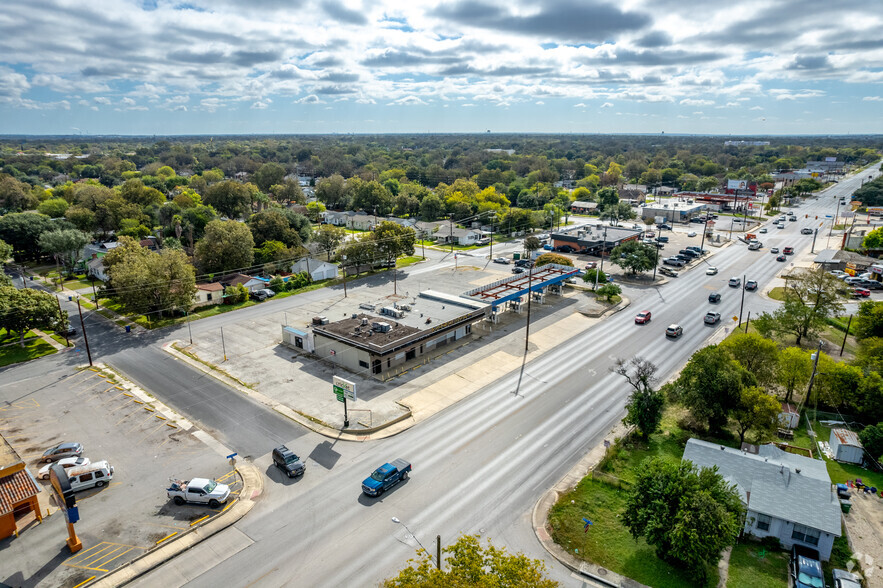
251,101,270,109
121,97,136,106
680,99,714,106
750,106,764,110
863,96,883,102
600,102,613,108
200,98,223,112
388,96,427,106
535,100,544,105
294,94,323,104
93,96,111,105
573,103,586,108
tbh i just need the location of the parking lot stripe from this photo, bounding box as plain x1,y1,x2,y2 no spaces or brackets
115,386,124,390
154,414,166,420
72,576,96,588
155,532,177,544
122,392,133,397
74,544,116,565
220,499,237,513
216,470,237,482
143,406,154,412
190,515,210,526
93,547,136,567
0,398,40,411
87,546,128,566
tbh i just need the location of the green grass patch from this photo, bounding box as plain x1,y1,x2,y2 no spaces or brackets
0,337,58,367
767,287,787,301
550,478,717,588
396,256,423,268
825,531,854,587
62,276,98,290
726,542,789,588
49,333,72,347
824,457,883,490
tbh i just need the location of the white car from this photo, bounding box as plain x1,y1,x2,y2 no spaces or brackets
168,478,231,508
38,456,91,480
706,267,718,275
687,231,697,237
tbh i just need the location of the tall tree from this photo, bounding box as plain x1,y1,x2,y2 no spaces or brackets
600,201,635,226
373,221,416,266
523,236,541,255
203,181,252,219
753,267,845,345
614,357,664,440
0,287,60,346
381,534,558,588
719,332,780,386
774,346,813,404
622,458,744,582
731,386,781,444
609,240,656,275
253,163,287,193
419,192,445,221
248,210,300,248
315,174,350,210
0,212,58,260
313,224,347,260
195,219,255,274
107,247,196,317
597,186,619,207
855,301,883,340
38,229,90,274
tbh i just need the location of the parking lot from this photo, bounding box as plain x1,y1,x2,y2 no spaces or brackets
0,366,240,588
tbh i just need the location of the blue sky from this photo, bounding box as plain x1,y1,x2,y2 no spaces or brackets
1,0,882,135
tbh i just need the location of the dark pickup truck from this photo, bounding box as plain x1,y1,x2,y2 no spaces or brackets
361,459,411,496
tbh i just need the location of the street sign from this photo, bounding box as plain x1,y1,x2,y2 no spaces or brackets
333,375,357,401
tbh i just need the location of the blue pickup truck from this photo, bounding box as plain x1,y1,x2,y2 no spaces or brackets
361,459,411,496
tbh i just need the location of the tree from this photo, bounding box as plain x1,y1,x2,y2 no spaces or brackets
305,201,326,222
0,212,57,260
855,301,883,340
600,201,634,226
719,332,780,386
380,534,558,588
204,181,252,219
582,268,606,288
338,233,375,275
107,246,196,317
731,386,781,444
419,192,445,221
38,229,90,274
224,283,249,304
534,253,573,267
859,423,883,462
862,227,883,250
623,458,744,581
195,220,255,274
523,236,541,255
614,357,664,440
65,206,97,233
254,240,291,266
351,180,393,215
666,345,755,432
0,239,13,265
279,209,312,244
775,346,813,404
753,267,846,345
269,180,306,205
0,287,63,346
609,240,656,275
313,224,347,260
316,174,350,210
596,282,621,302
373,221,416,266
248,210,300,247
597,186,619,208
253,163,287,193
37,197,69,218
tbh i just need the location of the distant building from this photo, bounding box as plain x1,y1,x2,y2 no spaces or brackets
570,201,598,214
193,282,224,307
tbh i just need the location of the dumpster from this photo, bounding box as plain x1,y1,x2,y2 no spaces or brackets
513,253,521,260
840,499,852,514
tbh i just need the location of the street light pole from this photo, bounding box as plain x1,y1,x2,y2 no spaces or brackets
391,517,437,569
342,255,347,297
738,273,746,327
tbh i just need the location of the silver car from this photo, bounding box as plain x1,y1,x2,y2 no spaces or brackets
42,442,84,463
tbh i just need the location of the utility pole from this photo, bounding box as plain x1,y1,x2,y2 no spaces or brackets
187,312,193,345
90,276,99,309
807,340,823,426
76,299,92,367
220,327,227,362
840,315,852,357
514,268,534,396
55,296,69,347
342,255,347,297
449,218,454,254
738,273,746,326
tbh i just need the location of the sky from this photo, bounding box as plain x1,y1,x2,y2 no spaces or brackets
1,0,882,135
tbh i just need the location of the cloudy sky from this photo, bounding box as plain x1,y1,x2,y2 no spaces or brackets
1,0,882,135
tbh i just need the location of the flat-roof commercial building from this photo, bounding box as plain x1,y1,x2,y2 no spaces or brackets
639,201,707,223
550,225,643,255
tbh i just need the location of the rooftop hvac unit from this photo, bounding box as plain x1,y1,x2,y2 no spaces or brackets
359,303,375,310
381,306,405,318
372,321,391,333
312,316,329,325
351,313,358,319
396,303,412,311
361,318,369,326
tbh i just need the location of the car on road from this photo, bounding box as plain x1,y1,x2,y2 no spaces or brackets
635,311,652,324
704,312,721,325
728,277,741,288
58,326,77,337
658,267,678,277
554,245,576,253
708,292,721,303
584,261,597,270
272,445,306,478
791,545,824,588
362,459,411,496
777,223,785,229
852,288,871,298
745,280,758,291
829,270,847,278
493,257,510,264
706,267,718,275
542,244,553,250
37,457,91,480
168,477,231,508
801,228,813,235
777,254,787,262
42,442,84,463
759,228,767,233
665,324,683,338
833,569,862,588
514,259,533,268
657,223,672,230
687,231,697,237
512,267,525,274
770,247,779,254
783,247,794,255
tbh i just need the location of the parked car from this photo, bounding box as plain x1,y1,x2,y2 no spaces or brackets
665,324,683,338
770,247,779,254
704,312,721,325
37,457,91,480
361,459,411,497
168,477,231,508
542,244,553,250
250,289,274,301
858,279,882,290
679,249,699,258
844,277,865,286
706,267,718,275
801,228,813,235
656,236,669,243
832,569,862,588
829,270,847,278
759,228,767,233
686,246,705,254
584,261,597,270
783,247,794,255
42,442,84,463
663,257,686,267
58,326,77,337
635,310,652,324
852,288,871,298
658,267,678,277
514,259,533,268
67,461,114,492
657,223,672,230
708,292,721,303
512,267,525,274
272,445,305,478
777,254,787,262
687,231,697,237
493,257,510,264
554,245,576,253
791,545,824,588
728,277,741,288
745,280,758,291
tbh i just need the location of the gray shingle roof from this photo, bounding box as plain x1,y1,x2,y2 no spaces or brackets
683,439,841,536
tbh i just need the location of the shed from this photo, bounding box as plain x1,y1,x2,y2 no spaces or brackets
829,428,864,465
291,259,339,282
779,403,800,429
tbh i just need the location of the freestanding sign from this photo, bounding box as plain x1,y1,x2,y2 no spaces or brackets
49,463,82,553
333,376,356,402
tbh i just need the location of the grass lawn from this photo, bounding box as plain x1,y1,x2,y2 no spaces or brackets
396,256,423,268
550,478,717,588
0,337,58,367
62,276,98,290
726,543,789,588
768,287,787,301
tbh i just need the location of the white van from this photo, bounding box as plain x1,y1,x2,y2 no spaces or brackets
67,460,114,491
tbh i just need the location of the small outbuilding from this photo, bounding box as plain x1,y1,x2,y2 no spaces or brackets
291,259,339,282
779,403,800,429
829,428,864,465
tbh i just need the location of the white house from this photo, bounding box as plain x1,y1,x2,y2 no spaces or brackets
86,255,109,282
291,259,339,281
219,273,265,292
433,227,483,246
682,438,841,560
779,403,800,429
829,429,864,465
193,282,224,307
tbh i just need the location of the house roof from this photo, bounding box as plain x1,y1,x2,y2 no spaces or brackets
571,201,597,209
219,273,261,287
831,428,862,448
813,249,877,267
781,403,798,415
0,464,40,515
682,438,841,536
197,282,224,292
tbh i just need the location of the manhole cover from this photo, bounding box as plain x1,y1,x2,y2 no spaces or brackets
597,568,608,576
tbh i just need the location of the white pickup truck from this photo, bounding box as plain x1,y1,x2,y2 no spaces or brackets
748,240,763,250
167,478,231,508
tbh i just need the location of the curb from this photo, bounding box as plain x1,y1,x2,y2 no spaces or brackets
531,421,651,588
89,459,263,587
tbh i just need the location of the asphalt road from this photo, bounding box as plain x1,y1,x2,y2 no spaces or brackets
8,170,874,587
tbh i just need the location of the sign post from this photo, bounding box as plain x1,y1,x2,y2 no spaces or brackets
49,464,82,553
333,376,357,428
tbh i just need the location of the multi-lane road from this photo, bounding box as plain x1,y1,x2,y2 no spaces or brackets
8,169,877,587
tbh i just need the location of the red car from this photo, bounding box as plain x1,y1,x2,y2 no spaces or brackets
853,288,871,298
783,247,794,255
635,311,652,324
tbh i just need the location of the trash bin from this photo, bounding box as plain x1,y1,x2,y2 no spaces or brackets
840,499,852,514
125,325,131,333
513,253,521,260
68,296,73,301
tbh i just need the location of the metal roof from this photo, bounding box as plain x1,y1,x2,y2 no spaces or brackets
461,263,579,307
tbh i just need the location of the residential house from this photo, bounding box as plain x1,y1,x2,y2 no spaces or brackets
218,273,265,292
829,429,864,465
570,201,598,214
433,227,483,246
193,282,224,307
87,255,109,282
291,258,339,281
139,236,160,251
618,184,647,204
414,221,447,240
682,438,841,560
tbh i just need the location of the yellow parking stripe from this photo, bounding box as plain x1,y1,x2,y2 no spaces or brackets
190,515,210,526
72,576,95,588
155,532,177,544
221,499,237,513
